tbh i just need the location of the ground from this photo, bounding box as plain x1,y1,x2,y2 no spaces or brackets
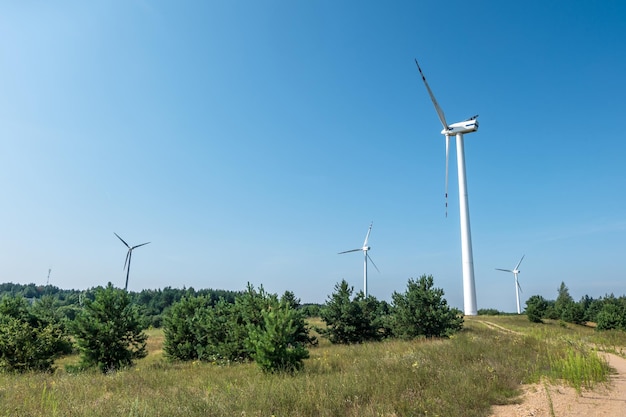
489,352,626,416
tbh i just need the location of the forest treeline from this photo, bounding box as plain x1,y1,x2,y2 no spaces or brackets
0,282,251,327
523,281,626,330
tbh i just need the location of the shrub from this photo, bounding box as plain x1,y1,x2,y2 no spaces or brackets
247,301,310,373
0,295,72,373
195,298,246,361
478,308,500,315
71,283,147,373
525,295,548,323
0,317,68,372
163,283,315,365
300,303,322,317
390,275,463,338
561,301,585,325
320,280,384,344
163,295,213,361
555,282,574,319
595,303,626,331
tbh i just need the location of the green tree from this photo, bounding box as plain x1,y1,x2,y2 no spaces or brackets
280,290,300,309
228,283,277,359
595,303,625,330
247,300,311,373
478,308,501,315
72,283,147,373
595,296,626,331
320,280,383,344
0,296,32,324
300,303,322,317
390,275,463,338
583,297,604,323
561,301,585,324
555,282,574,320
525,295,549,323
0,295,71,372
163,295,213,361
163,284,309,363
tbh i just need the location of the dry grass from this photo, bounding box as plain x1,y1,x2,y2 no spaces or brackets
0,316,619,417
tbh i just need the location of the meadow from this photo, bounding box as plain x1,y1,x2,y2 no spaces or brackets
1,316,624,417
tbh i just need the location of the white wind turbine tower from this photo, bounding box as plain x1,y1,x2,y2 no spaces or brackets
496,255,525,314
415,58,479,316
338,222,379,297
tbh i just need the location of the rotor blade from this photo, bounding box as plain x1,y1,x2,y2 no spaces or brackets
414,59,448,130
123,250,131,271
363,222,373,246
445,135,449,217
114,233,130,248
517,280,523,293
367,253,380,273
495,268,513,273
131,242,151,250
338,248,362,254
514,255,525,271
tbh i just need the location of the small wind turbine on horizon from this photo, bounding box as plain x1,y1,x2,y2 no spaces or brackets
338,222,379,297
414,58,479,316
496,255,525,314
114,233,150,291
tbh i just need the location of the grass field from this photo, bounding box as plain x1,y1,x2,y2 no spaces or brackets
1,316,624,417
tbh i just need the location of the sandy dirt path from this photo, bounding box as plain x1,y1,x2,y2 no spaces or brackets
489,350,626,416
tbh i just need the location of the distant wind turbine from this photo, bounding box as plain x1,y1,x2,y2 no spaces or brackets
46,268,51,286
415,58,480,316
338,222,379,297
114,233,150,291
496,255,525,314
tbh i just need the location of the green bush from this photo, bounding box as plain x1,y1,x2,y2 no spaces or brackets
247,301,310,373
478,308,501,315
390,275,463,338
195,298,246,361
163,283,316,365
163,295,213,361
71,283,147,373
0,316,68,372
320,280,385,344
595,303,626,331
0,295,72,373
525,295,548,323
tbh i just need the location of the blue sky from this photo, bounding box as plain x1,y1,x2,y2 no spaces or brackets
1,1,625,313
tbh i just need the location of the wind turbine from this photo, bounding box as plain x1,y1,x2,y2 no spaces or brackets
496,255,525,314
338,222,379,297
415,58,479,316
114,233,150,291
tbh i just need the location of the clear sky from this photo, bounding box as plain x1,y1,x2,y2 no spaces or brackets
1,1,625,313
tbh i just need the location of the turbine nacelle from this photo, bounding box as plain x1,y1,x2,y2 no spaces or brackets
442,118,479,136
